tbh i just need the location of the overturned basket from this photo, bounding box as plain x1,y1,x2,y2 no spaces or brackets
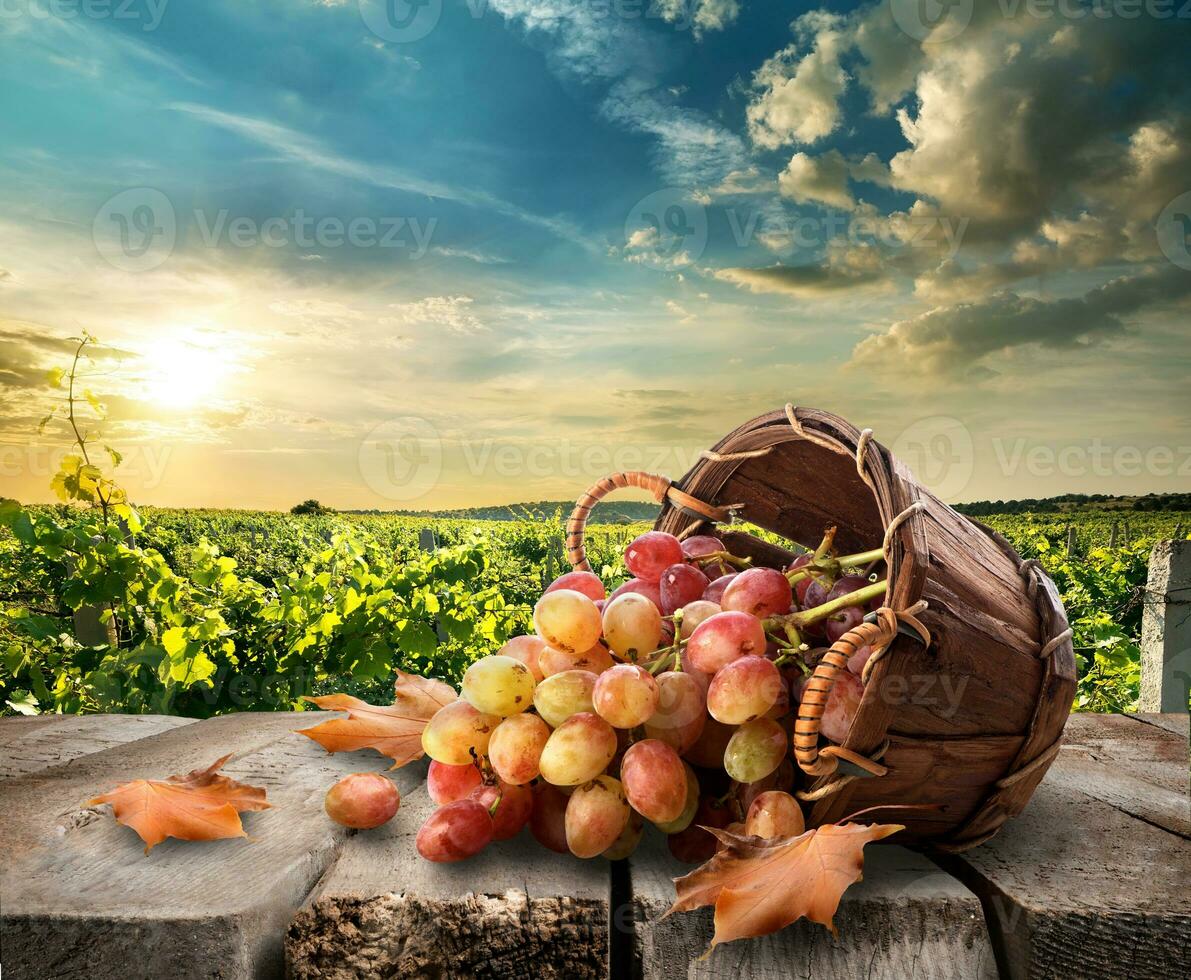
566,406,1076,851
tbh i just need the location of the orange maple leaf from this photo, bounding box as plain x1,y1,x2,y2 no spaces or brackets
297,671,457,768
669,821,903,952
87,753,271,855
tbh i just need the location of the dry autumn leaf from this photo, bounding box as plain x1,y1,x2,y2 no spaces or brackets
669,821,903,952
297,671,457,768
87,753,271,855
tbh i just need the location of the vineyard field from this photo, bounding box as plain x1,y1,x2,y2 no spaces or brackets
2,503,1188,718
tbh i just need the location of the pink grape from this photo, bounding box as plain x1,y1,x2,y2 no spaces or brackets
538,712,618,786
745,790,805,839
820,670,864,743
847,645,875,675
532,669,597,727
721,567,793,619
723,718,787,783
830,574,871,600
706,655,783,724
678,648,712,696
681,716,735,768
427,760,483,805
702,573,738,604
324,773,400,829
608,577,663,612
533,589,603,654
825,605,865,644
601,593,663,660
421,700,500,766
681,534,731,578
529,783,570,854
686,611,767,674
654,763,700,833
544,570,606,601
470,780,534,840
620,739,687,824
498,635,546,683
593,663,659,728
539,642,614,677
644,670,706,753
660,563,709,616
487,713,550,785
624,531,684,583
565,775,630,858
602,811,645,860
678,599,720,638
416,800,494,862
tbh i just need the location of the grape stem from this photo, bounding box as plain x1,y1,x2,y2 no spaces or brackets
692,550,752,571
785,547,885,586
769,579,887,630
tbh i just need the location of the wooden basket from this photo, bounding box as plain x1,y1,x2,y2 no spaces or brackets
565,406,1076,851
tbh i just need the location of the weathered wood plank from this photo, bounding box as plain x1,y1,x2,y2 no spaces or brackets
1128,711,1190,740
0,711,380,980
0,714,198,779
631,834,996,979
941,714,1191,980
286,761,610,980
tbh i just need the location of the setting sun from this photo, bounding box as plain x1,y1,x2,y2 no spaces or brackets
142,339,231,409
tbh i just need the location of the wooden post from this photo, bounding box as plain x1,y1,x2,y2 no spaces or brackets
542,536,563,587
418,528,448,643
1139,539,1191,713
1109,521,1119,549
1066,525,1078,557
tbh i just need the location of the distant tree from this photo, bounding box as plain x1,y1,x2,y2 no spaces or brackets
291,499,332,515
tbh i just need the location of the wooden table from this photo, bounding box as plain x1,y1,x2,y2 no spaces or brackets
0,712,1186,980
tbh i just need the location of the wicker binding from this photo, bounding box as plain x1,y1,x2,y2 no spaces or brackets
565,406,1076,851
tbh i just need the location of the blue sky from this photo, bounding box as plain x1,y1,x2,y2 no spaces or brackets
1,1,1189,509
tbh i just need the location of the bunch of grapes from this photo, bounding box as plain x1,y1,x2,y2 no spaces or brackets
413,528,886,864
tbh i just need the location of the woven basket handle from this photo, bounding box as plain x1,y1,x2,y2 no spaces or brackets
793,612,909,777
565,471,733,571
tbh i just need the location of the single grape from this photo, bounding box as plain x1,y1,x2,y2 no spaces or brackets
487,713,550,785
532,669,597,728
529,782,570,854
830,574,871,600
324,772,400,829
739,757,796,811
624,531,684,583
427,760,482,805
538,712,618,786
620,739,687,824
678,599,721,638
654,763,700,833
681,534,731,578
702,572,737,604
421,700,500,766
706,655,783,724
686,611,767,674
565,775,631,858
723,718,787,783
539,642,614,677
820,670,864,743
601,593,664,660
825,605,865,644
533,589,603,654
601,811,645,860
544,570,606,602
787,554,816,605
745,790,805,839
680,716,735,768
461,654,536,717
470,780,534,840
721,567,794,619
608,577,663,612
497,634,546,683
593,663,660,728
643,670,706,753
660,563,710,616
416,799,494,862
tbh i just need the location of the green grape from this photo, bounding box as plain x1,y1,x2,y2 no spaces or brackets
601,593,663,659
601,811,645,861
420,700,500,766
723,718,787,783
532,669,597,728
538,712,617,786
533,589,603,654
461,654,536,717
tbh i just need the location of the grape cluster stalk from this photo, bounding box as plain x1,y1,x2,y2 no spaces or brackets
413,527,884,863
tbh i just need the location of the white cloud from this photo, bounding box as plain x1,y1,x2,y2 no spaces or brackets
778,150,853,210
386,296,484,335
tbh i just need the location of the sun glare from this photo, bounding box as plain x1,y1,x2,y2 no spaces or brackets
143,339,230,409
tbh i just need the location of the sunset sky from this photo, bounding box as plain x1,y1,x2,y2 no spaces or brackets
1,1,1189,510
